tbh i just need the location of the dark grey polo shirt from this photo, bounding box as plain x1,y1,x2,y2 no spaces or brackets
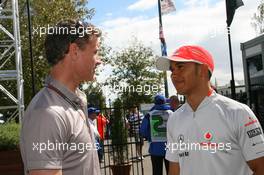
20,76,100,175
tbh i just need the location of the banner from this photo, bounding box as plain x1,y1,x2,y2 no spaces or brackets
226,0,244,27
159,25,167,56
160,0,176,15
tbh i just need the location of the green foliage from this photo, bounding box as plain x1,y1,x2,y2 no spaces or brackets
107,38,163,107
110,99,129,165
20,0,93,105
252,0,264,34
0,122,21,151
82,82,106,109
98,36,112,64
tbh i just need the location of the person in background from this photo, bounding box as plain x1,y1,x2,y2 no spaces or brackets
140,95,173,175
127,106,144,160
97,112,109,141
96,112,109,162
88,107,103,163
169,95,180,112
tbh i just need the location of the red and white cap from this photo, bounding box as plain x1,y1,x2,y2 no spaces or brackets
156,45,214,73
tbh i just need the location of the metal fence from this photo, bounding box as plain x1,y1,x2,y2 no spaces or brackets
97,107,145,175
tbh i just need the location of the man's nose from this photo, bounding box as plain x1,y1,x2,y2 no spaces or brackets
171,69,179,77
96,56,103,65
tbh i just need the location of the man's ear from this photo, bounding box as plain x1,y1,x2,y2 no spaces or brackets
201,64,209,80
68,43,79,61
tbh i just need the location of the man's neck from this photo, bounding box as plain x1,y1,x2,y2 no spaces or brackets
50,64,79,93
186,84,212,112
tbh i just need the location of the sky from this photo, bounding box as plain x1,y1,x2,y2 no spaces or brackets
86,0,260,99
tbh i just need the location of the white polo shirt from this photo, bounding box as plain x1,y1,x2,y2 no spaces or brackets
165,91,264,175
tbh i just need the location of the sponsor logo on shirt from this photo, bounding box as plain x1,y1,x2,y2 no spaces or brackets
200,131,217,147
204,132,213,141
244,117,258,127
178,134,184,143
247,127,262,138
179,151,189,157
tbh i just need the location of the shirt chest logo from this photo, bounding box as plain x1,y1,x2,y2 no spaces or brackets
200,131,217,147
179,151,189,157
204,132,213,141
178,134,184,143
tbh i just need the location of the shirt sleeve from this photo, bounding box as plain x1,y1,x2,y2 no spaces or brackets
21,108,68,170
165,115,179,162
236,105,264,161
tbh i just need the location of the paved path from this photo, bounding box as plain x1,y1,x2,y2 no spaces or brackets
141,142,167,175
100,140,167,175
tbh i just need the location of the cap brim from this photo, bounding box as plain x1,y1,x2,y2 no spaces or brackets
156,56,203,71
156,56,170,71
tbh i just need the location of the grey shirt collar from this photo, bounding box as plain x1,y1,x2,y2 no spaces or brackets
44,75,85,108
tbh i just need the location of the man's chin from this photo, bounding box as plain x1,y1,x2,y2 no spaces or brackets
85,74,96,82
177,92,185,95
176,88,185,95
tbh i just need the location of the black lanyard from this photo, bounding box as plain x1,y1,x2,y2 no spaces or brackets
46,84,94,145
46,84,81,111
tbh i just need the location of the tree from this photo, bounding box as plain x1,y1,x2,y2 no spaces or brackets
107,38,163,107
252,0,264,34
110,98,129,165
82,82,106,109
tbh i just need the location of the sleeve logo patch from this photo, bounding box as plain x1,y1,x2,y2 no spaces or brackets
247,127,262,138
244,117,258,127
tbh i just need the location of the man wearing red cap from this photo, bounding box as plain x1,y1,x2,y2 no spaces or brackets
156,45,264,175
